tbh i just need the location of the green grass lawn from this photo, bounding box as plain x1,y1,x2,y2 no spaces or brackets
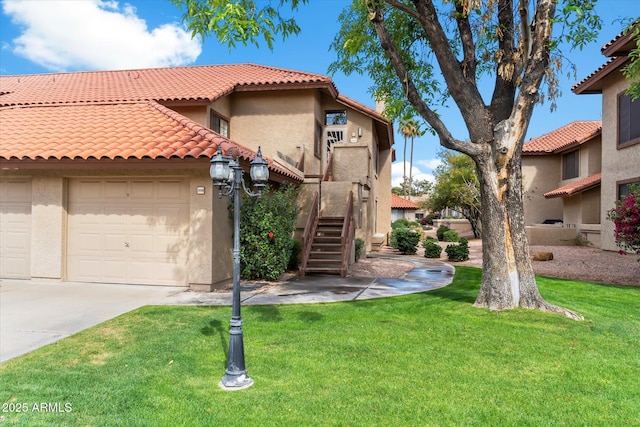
1,267,639,426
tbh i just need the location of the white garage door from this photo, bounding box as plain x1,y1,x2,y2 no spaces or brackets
67,179,190,286
0,180,32,279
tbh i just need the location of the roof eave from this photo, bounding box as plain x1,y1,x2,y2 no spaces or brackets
572,56,629,95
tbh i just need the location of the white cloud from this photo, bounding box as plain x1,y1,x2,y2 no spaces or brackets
416,158,442,171
391,161,435,188
2,0,201,71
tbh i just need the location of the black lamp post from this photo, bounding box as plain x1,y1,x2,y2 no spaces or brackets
210,146,269,390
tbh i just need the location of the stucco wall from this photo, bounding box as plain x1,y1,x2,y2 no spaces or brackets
600,72,640,251
376,147,392,235
172,105,208,127
332,145,370,182
522,156,563,224
31,175,66,280
586,137,602,175
230,90,315,172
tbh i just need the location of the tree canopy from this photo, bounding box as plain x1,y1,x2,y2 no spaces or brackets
430,150,481,238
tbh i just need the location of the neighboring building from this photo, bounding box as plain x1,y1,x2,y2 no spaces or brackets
522,26,640,250
522,121,603,246
391,194,419,222
573,27,640,252
0,64,394,287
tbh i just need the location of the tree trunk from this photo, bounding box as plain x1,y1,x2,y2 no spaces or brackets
403,135,407,197
472,136,582,320
409,136,414,196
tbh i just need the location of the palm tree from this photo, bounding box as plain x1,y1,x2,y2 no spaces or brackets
399,118,422,197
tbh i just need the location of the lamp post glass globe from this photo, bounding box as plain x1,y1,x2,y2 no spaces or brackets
250,147,269,188
209,150,230,185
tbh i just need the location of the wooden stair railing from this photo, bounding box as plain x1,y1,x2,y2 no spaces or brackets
300,191,355,277
299,191,319,276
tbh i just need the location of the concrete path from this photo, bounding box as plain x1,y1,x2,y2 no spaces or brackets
0,281,184,363
0,257,454,363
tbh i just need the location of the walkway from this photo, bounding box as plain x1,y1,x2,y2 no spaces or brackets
0,255,454,362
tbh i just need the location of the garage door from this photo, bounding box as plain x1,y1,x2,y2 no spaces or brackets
67,179,190,286
0,180,32,279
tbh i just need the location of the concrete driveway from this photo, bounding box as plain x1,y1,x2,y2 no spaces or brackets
0,280,185,363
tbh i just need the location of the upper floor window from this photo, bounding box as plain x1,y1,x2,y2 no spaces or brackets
211,111,229,138
325,110,347,125
618,178,640,199
314,121,323,159
562,150,579,180
618,92,640,147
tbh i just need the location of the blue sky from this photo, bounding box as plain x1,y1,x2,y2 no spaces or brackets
1,0,637,186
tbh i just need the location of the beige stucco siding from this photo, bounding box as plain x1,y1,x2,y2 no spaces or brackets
600,73,640,251
376,147,392,235
31,175,67,280
522,156,563,224
231,90,315,172
171,105,208,127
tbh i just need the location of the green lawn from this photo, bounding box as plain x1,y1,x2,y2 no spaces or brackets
1,267,639,426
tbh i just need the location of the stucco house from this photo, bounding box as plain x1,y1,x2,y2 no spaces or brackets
390,194,419,222
522,120,603,246
0,64,394,288
522,26,639,251
572,27,640,252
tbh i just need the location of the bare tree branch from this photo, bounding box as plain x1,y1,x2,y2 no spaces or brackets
490,0,517,123
369,3,482,156
409,0,492,144
453,0,477,82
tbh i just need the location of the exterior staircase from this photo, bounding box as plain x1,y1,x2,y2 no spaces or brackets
304,216,344,275
300,190,355,277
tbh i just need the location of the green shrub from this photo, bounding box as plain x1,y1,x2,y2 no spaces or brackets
422,213,437,226
238,185,299,280
445,237,470,262
423,236,437,243
407,220,422,229
423,240,443,258
442,230,459,242
288,239,302,271
392,228,421,255
436,224,450,241
391,218,411,229
355,238,365,261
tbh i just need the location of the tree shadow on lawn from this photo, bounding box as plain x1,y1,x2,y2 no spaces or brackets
421,266,482,305
201,319,227,366
249,305,325,324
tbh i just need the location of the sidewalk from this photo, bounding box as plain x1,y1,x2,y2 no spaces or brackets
1,255,454,362
166,256,455,306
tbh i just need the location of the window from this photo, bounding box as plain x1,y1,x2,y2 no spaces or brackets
618,92,640,147
314,121,322,159
618,178,640,199
325,110,347,125
562,150,579,180
210,111,229,137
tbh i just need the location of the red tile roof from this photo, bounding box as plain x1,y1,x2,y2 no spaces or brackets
0,64,335,107
0,63,392,171
391,194,419,209
572,56,629,94
544,173,601,199
0,100,302,181
601,23,638,57
523,121,601,155
573,24,638,94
